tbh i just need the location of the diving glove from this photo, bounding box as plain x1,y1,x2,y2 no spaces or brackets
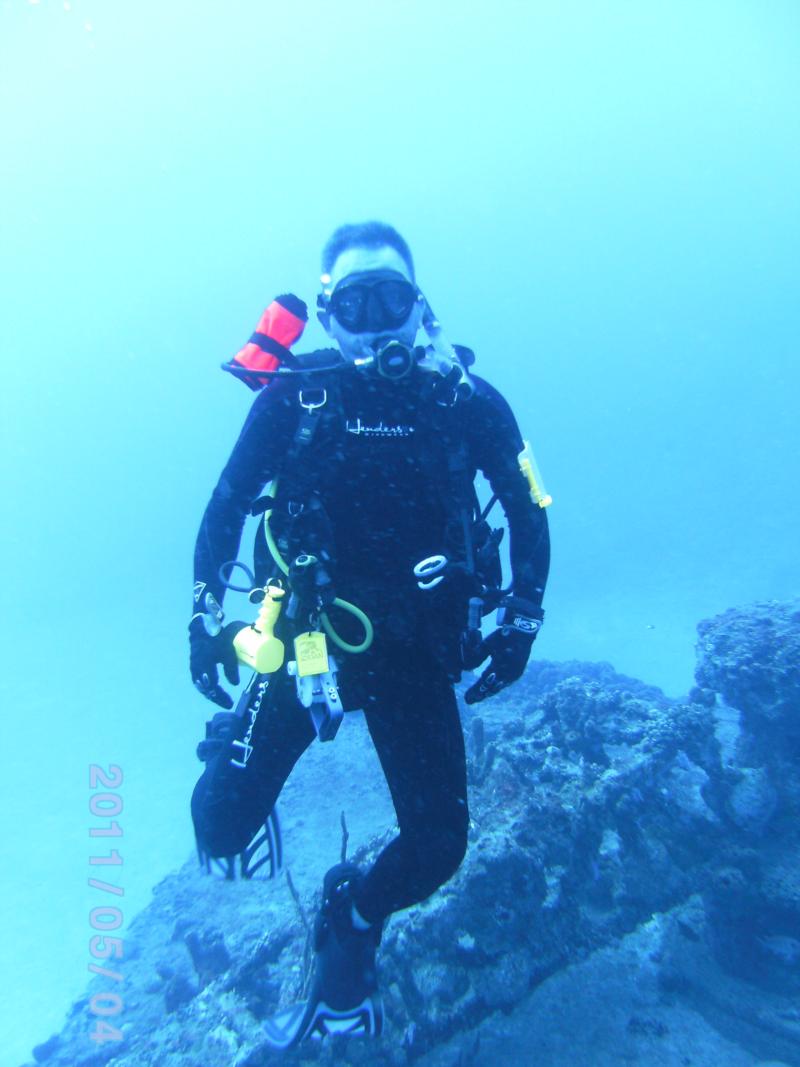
463,597,543,705
189,605,243,709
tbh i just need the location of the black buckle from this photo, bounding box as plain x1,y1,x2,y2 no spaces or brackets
497,596,544,635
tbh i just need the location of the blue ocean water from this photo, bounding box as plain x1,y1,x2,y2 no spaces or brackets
1,2,798,1063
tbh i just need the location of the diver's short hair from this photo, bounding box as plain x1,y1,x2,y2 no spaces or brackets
321,221,415,281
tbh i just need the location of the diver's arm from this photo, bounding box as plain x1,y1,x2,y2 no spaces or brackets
461,377,550,705
469,377,550,609
193,382,296,610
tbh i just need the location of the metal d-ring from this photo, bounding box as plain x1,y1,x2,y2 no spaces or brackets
298,389,327,412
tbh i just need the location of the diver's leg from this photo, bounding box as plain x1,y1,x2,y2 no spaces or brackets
263,647,468,1046
273,655,466,1043
355,656,469,923
191,670,315,858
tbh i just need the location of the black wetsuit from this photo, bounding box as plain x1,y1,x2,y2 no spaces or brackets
191,362,549,923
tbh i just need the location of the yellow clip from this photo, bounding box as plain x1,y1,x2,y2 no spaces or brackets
518,440,552,508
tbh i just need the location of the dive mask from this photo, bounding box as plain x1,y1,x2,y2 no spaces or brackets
319,269,420,334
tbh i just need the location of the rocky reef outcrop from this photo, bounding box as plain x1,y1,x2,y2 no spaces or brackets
25,601,800,1067
690,601,800,1015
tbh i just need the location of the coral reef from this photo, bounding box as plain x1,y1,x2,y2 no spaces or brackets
692,600,800,1004
23,601,800,1067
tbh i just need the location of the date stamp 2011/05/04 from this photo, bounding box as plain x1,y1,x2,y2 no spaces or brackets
88,764,124,1045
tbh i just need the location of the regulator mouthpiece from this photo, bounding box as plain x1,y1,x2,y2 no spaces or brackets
373,340,416,381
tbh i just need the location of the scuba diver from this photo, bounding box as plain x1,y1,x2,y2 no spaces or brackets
189,221,551,1047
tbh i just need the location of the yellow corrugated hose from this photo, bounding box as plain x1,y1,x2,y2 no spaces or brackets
262,482,374,654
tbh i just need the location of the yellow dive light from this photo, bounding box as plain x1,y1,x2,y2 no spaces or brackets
518,441,552,508
233,584,286,673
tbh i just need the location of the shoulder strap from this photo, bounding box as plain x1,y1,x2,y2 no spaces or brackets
249,374,345,579
278,373,345,501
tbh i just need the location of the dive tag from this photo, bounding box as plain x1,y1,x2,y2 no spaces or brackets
293,631,329,678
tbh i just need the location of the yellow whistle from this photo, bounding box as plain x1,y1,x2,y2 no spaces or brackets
518,440,552,508
234,585,286,673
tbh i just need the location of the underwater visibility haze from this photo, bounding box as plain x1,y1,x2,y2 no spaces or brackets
1,2,799,1064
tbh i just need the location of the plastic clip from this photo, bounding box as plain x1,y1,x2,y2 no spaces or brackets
288,653,343,742
413,554,447,590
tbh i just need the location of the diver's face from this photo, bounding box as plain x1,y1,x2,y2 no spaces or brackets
320,245,424,363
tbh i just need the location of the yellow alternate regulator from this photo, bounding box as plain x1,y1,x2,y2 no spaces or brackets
233,584,286,673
